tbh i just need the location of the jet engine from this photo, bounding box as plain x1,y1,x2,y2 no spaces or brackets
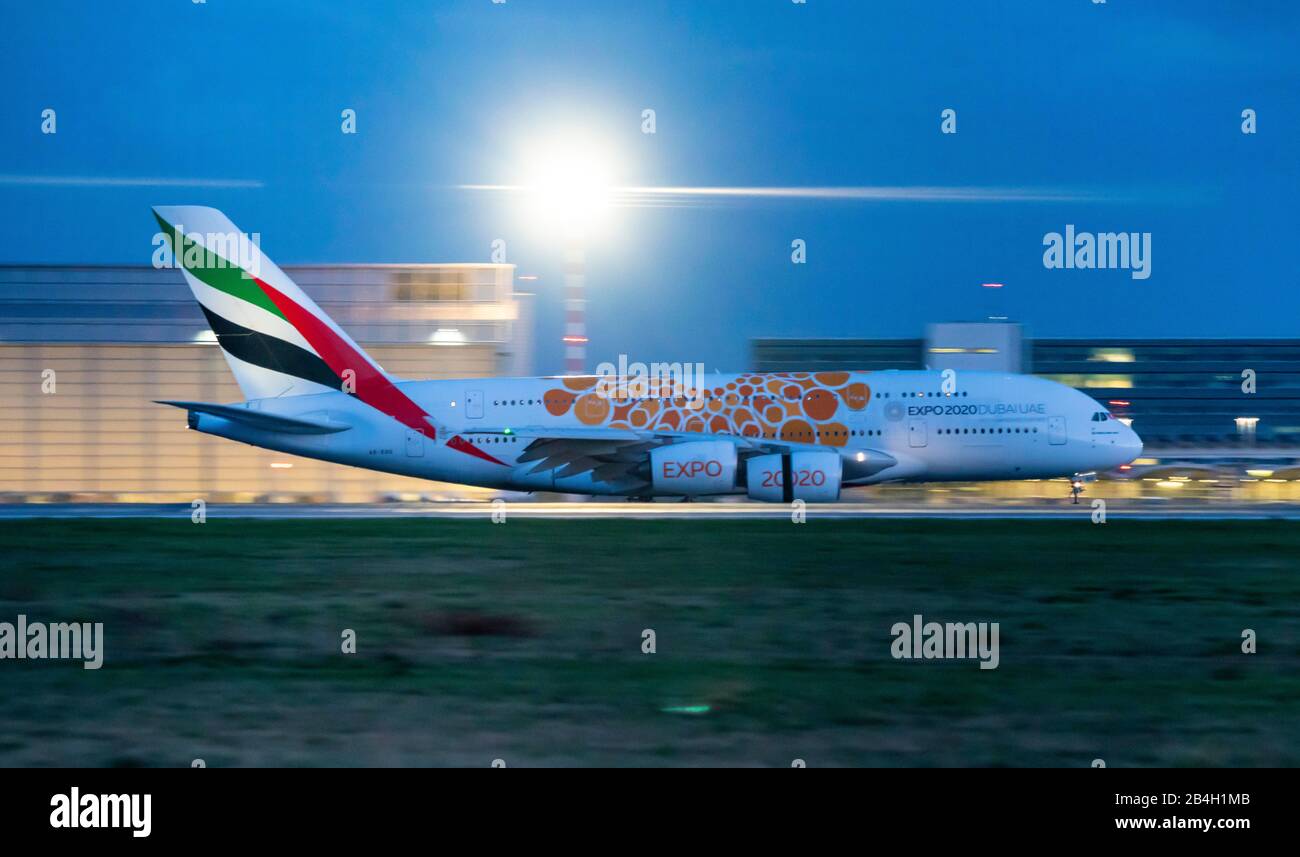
745,451,842,502
649,440,738,495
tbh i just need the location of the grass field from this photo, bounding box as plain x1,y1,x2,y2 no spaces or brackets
1,518,1297,767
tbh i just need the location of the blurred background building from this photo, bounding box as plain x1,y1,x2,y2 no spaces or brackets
755,322,1300,503
0,264,531,502
7,281,1300,505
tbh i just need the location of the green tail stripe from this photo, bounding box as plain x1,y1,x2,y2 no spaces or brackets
153,211,285,320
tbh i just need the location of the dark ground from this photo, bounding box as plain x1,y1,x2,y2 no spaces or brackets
1,518,1296,766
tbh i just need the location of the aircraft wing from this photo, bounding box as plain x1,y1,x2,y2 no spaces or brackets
460,425,646,442
459,426,894,485
469,427,663,483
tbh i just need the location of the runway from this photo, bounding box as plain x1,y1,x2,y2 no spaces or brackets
2,501,1299,520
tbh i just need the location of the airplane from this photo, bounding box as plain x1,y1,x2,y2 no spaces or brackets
153,206,1143,503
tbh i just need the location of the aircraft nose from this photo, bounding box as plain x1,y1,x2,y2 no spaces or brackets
1122,423,1144,460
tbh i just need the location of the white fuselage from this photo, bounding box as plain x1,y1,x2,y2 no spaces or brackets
187,370,1143,498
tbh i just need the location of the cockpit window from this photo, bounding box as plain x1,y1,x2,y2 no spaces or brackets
1091,411,1112,422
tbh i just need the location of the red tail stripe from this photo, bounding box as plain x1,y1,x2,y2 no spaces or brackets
253,277,433,437
446,435,508,466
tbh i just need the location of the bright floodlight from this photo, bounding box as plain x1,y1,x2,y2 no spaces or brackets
521,136,617,238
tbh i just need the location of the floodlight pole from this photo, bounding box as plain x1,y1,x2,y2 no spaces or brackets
563,241,587,375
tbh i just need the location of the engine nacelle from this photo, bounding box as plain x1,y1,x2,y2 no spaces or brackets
746,451,842,502
650,440,738,495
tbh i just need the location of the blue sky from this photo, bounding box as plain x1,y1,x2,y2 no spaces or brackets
2,0,1298,372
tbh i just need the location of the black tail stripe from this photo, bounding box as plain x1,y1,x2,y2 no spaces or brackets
198,304,341,391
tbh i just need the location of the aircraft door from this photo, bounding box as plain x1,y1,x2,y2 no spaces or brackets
466,390,484,419
908,419,928,448
1048,416,1067,445
405,429,425,457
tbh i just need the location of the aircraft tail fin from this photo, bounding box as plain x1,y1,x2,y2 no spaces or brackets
153,206,435,436
152,205,386,401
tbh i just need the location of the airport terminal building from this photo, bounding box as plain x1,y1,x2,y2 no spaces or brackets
6,276,1299,505
0,264,532,502
755,325,1300,447
755,324,1300,502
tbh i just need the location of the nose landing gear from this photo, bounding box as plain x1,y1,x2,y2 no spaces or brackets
1069,471,1096,504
